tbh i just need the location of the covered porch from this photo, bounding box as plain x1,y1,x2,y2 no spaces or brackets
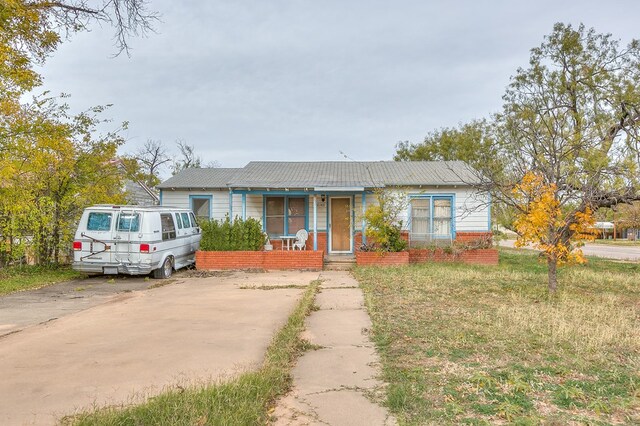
229,187,370,254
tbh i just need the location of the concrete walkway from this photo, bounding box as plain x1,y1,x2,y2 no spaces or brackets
0,271,316,425
274,271,396,426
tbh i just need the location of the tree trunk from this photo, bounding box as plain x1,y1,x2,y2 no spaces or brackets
547,255,558,293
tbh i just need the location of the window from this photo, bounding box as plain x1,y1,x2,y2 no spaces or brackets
409,196,453,245
288,198,306,234
175,212,183,229
433,199,452,236
190,196,212,220
117,213,140,232
189,212,198,227
160,213,176,241
181,213,191,228
266,197,285,237
410,199,430,243
265,196,306,238
87,212,112,231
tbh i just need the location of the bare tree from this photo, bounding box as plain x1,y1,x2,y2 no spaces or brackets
172,140,219,175
24,0,159,55
132,139,171,186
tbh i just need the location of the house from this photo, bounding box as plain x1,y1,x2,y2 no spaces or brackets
156,161,491,254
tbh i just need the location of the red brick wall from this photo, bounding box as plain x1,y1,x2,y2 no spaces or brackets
459,248,499,265
355,251,410,266
306,232,327,252
196,250,324,271
455,232,493,243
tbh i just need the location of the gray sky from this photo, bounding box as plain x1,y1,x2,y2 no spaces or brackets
36,0,640,172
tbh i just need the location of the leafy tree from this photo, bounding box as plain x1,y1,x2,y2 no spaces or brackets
616,202,640,234
473,23,640,291
0,97,126,264
394,119,497,171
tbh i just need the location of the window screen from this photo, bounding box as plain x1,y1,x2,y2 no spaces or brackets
192,197,211,219
433,199,452,236
160,213,176,240
410,199,430,243
266,197,285,237
87,212,112,231
288,197,305,234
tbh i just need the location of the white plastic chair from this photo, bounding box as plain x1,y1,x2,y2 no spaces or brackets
293,229,308,250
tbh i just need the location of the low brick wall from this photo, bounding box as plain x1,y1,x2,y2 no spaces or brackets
455,231,493,243
459,248,499,265
196,250,324,271
355,251,410,266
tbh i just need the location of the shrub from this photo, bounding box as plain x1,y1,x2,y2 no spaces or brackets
362,190,408,253
200,216,267,251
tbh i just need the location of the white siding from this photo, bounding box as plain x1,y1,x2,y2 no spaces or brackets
160,190,230,220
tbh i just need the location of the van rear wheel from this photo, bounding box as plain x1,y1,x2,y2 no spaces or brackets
153,257,173,279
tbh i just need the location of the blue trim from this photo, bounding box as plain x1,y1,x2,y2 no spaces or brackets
313,195,318,251
159,189,163,205
229,191,233,218
189,195,213,219
408,193,456,239
233,189,372,196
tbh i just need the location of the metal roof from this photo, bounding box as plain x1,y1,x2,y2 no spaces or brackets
157,168,242,189
157,161,477,190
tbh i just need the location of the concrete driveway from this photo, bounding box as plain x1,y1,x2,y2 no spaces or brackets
499,239,640,261
0,270,319,425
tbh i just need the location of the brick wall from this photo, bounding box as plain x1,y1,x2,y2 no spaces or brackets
196,250,324,271
455,231,493,243
306,232,327,252
355,251,410,266
459,248,499,265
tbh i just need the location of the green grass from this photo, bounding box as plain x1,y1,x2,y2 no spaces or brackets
61,280,320,425
353,250,640,425
0,265,83,296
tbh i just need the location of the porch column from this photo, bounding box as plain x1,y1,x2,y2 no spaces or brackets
361,192,367,244
241,193,246,220
313,195,318,251
229,191,233,218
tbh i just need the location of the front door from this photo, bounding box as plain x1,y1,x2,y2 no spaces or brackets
330,197,352,252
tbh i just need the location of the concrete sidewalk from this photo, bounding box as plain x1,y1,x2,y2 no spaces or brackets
274,271,396,426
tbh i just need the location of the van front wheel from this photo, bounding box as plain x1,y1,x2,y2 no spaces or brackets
153,257,173,279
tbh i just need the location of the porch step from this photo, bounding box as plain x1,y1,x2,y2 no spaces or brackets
323,255,356,271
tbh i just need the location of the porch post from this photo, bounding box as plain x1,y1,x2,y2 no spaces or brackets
361,192,367,245
313,195,318,251
241,193,246,220
229,190,233,218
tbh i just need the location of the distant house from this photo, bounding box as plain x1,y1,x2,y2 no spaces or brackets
110,159,160,206
157,161,491,253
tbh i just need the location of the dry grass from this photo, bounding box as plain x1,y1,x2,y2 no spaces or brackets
354,250,640,425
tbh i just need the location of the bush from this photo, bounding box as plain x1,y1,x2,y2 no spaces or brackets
362,190,408,253
200,216,267,251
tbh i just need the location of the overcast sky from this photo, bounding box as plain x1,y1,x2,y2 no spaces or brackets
36,0,640,172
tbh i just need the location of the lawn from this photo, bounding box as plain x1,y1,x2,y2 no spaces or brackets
354,250,640,425
0,265,83,296
591,239,640,246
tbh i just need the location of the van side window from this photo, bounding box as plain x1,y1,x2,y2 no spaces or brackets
181,213,191,228
175,212,183,229
87,213,112,231
189,212,198,227
117,213,140,232
160,213,176,240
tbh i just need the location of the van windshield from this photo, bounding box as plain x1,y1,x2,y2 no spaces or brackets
87,212,112,231
117,213,140,232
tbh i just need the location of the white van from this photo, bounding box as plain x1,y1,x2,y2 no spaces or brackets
72,205,202,278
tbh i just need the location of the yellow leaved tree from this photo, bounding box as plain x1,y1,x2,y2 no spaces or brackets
512,172,597,292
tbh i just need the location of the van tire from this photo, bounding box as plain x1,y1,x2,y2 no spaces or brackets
153,256,173,279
